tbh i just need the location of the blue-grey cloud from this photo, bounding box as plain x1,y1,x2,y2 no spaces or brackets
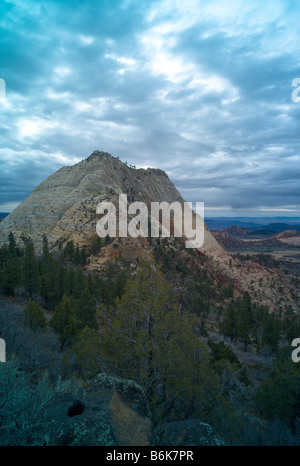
0,0,300,216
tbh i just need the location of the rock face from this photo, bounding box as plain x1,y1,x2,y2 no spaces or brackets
0,151,227,259
45,373,152,446
0,150,297,311
156,419,225,446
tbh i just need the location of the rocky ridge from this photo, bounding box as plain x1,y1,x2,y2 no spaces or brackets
0,151,226,260
0,150,298,311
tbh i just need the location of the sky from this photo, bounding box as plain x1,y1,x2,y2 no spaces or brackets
0,0,300,217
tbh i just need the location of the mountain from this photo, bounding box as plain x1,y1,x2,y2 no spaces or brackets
206,217,300,231
0,151,226,260
0,151,298,311
0,213,8,221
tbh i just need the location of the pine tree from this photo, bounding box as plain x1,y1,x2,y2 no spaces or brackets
238,292,256,352
71,327,100,378
24,298,47,332
261,313,280,354
220,300,239,342
73,267,86,300
75,287,97,330
8,232,17,255
74,246,81,265
80,248,87,266
98,258,221,422
49,295,78,349
22,239,38,296
2,252,20,296
42,234,51,264
91,236,102,254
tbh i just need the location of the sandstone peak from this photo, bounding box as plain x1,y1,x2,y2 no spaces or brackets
0,151,227,260
86,150,113,161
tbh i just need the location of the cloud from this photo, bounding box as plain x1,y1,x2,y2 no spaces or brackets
0,0,300,216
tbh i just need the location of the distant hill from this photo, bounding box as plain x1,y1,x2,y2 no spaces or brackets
266,223,300,233
206,217,300,232
248,229,277,236
0,213,8,222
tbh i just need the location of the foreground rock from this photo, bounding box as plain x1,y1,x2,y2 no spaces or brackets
45,373,152,446
156,419,225,446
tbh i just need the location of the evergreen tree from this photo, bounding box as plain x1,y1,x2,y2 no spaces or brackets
238,292,256,352
80,248,87,266
257,349,300,428
74,246,81,265
22,239,38,296
8,232,17,255
285,319,300,343
42,234,51,264
24,298,47,332
98,258,223,422
221,300,239,342
71,327,100,378
2,252,20,296
49,295,78,349
91,236,102,254
75,287,98,330
73,267,87,300
261,313,280,354
63,240,75,261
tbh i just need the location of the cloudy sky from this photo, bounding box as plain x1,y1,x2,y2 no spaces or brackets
1,0,300,217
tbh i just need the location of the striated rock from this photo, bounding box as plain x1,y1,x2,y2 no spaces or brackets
0,150,297,310
45,373,152,446
0,150,227,260
156,419,225,446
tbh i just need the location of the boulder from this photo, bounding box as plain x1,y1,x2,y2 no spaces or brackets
45,373,152,446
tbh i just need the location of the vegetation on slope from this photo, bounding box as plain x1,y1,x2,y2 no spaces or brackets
0,232,300,445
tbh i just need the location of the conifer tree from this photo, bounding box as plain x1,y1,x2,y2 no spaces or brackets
238,292,256,352
71,327,100,378
8,232,17,255
98,258,221,422
49,295,78,349
2,252,20,296
221,300,239,342
74,246,81,265
75,287,97,330
22,239,38,296
24,298,47,332
261,313,280,354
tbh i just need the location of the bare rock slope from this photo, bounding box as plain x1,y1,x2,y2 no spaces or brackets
0,151,226,259
0,150,297,311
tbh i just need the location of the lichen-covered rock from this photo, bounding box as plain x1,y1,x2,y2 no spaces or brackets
156,419,225,446
45,373,152,446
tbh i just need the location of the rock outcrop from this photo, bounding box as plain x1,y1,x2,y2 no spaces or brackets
45,373,152,446
0,151,227,260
